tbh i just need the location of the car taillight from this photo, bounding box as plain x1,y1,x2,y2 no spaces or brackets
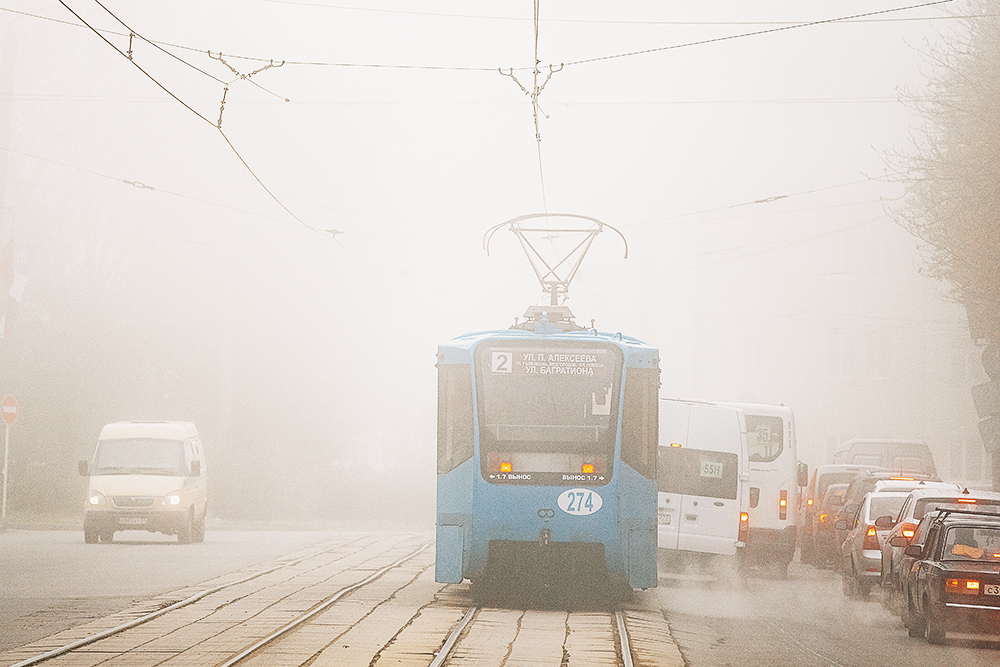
946,578,980,595
738,512,749,543
779,490,788,521
807,498,814,506
899,522,918,540
819,513,828,524
956,498,978,504
863,525,880,550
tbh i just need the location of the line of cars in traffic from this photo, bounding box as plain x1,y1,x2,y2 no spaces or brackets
798,439,1000,644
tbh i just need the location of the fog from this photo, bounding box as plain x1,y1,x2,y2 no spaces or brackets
0,1,985,527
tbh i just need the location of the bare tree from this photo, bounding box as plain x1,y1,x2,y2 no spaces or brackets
892,3,1000,339
890,1,1000,485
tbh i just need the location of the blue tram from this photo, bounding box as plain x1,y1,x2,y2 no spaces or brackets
435,306,659,597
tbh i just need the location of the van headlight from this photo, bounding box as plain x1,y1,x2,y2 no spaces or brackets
162,492,182,506
88,490,106,506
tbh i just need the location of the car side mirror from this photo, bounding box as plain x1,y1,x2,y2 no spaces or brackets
889,535,910,548
189,460,201,477
796,462,809,488
829,495,844,507
834,519,848,530
845,503,857,517
78,460,90,476
903,545,923,558
874,515,894,530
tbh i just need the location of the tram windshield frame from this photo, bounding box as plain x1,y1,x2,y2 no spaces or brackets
475,340,623,486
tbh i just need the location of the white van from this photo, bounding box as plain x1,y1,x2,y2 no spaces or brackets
78,421,208,544
718,402,801,577
657,399,750,570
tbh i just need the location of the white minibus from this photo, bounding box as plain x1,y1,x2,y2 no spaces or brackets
719,402,804,578
657,399,750,572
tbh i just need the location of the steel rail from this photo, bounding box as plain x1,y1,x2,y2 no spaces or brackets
217,543,431,667
615,611,634,667
428,606,477,667
7,547,329,667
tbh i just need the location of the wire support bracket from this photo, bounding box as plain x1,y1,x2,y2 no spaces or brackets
499,62,562,143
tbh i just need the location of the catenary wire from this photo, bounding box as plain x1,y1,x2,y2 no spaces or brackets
258,1,979,25
57,0,325,236
556,0,955,68
622,178,876,228
4,1,960,71
90,0,227,84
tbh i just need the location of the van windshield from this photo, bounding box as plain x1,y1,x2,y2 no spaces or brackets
93,438,186,476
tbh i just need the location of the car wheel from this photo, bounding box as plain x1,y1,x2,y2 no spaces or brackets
99,530,114,543
842,572,857,598
84,526,98,544
880,581,893,609
925,607,946,644
856,577,871,600
192,514,205,543
177,512,193,544
904,602,925,638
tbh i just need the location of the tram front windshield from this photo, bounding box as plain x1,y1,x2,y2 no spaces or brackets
476,341,621,486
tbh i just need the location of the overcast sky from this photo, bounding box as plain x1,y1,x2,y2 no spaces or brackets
0,1,979,477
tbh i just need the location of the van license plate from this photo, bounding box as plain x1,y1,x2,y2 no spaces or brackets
119,517,148,525
985,585,1000,596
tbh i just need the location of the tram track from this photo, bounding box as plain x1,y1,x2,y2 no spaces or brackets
1,532,683,667
421,601,678,667
1,532,435,667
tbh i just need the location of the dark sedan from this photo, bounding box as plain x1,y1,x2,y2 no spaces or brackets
901,508,1000,644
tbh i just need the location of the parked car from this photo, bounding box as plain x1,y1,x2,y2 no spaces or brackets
900,508,1000,644
800,464,885,565
880,487,1000,615
837,490,911,598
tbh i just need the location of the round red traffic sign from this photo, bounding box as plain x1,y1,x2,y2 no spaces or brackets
1,395,17,425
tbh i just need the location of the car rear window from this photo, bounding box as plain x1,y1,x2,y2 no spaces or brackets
870,496,906,522
943,526,1000,561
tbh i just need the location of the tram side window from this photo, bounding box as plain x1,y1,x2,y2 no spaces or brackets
437,364,474,474
621,367,658,478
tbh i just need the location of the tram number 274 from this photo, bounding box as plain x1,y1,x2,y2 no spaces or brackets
557,488,604,516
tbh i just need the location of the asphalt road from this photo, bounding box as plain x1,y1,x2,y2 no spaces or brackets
4,530,1000,666
658,560,1000,666
0,527,341,651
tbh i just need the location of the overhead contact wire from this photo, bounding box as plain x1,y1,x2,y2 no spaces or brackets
57,0,323,236
557,0,954,67
533,0,548,213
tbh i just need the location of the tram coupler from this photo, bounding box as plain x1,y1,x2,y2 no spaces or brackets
540,528,551,546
